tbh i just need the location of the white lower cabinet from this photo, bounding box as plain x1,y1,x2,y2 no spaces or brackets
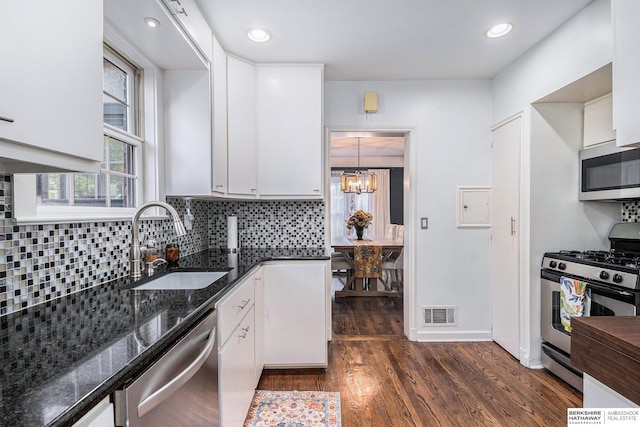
253,267,265,384
583,374,638,408
216,260,328,425
72,397,114,427
219,306,255,427
263,261,328,367
217,271,258,427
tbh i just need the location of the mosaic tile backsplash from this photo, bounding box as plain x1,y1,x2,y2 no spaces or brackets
622,201,640,222
0,175,325,316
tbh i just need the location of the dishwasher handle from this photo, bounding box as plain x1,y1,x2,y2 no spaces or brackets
137,325,216,417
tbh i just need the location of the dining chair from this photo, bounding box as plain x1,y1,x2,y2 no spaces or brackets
383,248,404,289
385,224,398,240
331,251,352,280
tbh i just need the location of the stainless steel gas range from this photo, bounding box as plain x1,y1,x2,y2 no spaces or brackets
540,222,640,391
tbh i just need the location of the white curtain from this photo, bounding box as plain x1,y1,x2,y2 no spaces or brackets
370,169,390,237
330,170,374,238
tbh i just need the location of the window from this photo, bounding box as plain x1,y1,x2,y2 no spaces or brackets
330,170,374,238
36,46,141,209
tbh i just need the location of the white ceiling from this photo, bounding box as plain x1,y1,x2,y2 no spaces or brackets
195,0,595,81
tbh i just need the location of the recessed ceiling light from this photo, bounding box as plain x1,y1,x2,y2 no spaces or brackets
144,17,160,28
246,28,272,43
485,22,514,39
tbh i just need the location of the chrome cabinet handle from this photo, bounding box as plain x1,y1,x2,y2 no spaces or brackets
0,116,15,123
239,325,250,339
169,0,187,16
511,217,516,236
137,326,216,417
235,299,250,310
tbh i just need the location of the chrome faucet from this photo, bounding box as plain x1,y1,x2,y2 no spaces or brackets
130,201,187,280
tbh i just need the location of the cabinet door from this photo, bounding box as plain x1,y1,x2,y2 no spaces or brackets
227,56,257,196
219,307,255,427
212,37,228,195
584,93,615,147
612,0,640,147
164,69,212,196
257,65,323,197
72,397,114,427
0,1,103,165
490,115,521,359
263,262,327,367
253,267,264,385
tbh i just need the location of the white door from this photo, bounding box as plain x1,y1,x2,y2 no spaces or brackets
491,115,521,358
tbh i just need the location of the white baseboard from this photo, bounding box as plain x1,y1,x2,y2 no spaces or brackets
414,329,492,342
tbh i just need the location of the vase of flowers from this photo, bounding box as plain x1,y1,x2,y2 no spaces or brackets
346,210,373,240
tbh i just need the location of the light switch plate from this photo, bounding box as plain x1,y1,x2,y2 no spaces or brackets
421,217,428,229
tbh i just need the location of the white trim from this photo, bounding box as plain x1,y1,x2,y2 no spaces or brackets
325,124,416,340
519,108,532,368
104,124,144,147
414,330,493,342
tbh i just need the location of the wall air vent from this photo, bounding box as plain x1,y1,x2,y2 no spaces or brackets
422,305,457,326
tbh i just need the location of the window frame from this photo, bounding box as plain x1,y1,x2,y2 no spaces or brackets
12,23,164,224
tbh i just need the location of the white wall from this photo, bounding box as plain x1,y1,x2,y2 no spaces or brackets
491,0,619,367
325,80,493,340
493,0,612,123
527,103,620,366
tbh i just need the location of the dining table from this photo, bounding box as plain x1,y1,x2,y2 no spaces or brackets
331,235,403,297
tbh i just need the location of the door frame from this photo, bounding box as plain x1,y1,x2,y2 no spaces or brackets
324,125,416,339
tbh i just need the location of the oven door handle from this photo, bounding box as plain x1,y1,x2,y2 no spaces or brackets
542,345,583,377
137,325,217,417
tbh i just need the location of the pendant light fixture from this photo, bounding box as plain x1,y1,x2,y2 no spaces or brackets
340,137,377,194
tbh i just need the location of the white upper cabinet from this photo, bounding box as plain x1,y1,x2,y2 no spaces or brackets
0,0,103,173
164,69,212,196
612,0,640,147
212,37,228,195
584,93,616,148
257,65,324,198
227,56,258,196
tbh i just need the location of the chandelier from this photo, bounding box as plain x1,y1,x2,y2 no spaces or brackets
340,137,377,194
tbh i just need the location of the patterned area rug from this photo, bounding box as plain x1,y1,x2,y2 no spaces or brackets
244,390,341,427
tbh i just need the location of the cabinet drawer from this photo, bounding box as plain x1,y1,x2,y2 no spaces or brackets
218,277,254,344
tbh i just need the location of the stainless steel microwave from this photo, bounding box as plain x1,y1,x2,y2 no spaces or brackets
579,141,640,201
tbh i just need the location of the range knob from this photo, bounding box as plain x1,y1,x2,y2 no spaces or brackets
558,262,567,271
549,261,557,268
599,271,610,280
613,273,623,284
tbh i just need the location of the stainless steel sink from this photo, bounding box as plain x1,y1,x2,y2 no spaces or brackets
133,271,228,290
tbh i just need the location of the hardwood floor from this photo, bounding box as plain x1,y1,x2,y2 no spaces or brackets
256,277,583,426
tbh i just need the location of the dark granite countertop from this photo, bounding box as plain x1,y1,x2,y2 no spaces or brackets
0,248,328,427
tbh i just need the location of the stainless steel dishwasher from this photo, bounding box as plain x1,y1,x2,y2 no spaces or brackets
115,308,219,426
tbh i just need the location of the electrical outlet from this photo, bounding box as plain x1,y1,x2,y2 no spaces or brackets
183,213,193,231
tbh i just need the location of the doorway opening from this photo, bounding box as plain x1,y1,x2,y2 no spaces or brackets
328,130,408,337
